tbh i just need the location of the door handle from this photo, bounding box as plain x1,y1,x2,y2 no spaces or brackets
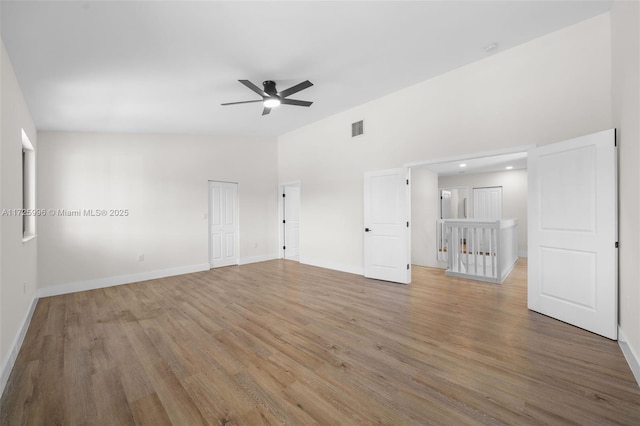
365,228,372,232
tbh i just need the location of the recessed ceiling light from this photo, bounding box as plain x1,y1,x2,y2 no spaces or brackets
484,43,498,53
459,163,467,168
506,166,513,170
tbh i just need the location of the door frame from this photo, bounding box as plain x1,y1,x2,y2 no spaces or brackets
208,180,240,268
278,181,301,260
406,145,534,270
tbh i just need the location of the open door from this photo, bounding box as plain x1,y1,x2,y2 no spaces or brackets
528,129,617,339
364,168,411,284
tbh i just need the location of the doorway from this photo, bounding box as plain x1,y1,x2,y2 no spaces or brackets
440,187,468,220
208,181,239,268
402,130,618,339
437,187,469,262
412,149,528,267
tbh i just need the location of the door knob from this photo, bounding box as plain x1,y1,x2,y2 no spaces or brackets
365,228,372,232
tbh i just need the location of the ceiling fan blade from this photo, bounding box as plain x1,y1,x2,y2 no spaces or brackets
221,100,263,106
262,107,271,116
281,98,313,107
279,80,313,98
239,80,267,97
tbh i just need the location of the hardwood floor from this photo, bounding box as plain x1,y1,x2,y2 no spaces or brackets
2,259,639,425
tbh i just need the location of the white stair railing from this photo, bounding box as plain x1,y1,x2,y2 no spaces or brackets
441,219,518,284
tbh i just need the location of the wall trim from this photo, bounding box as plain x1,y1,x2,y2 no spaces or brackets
1,295,38,398
37,263,210,298
239,254,279,265
300,257,364,276
618,327,640,388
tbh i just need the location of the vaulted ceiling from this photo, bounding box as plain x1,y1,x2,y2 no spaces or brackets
1,1,611,137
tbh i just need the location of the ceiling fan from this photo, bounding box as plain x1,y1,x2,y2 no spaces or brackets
221,80,313,116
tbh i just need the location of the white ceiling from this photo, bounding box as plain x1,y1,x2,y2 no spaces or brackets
0,1,611,137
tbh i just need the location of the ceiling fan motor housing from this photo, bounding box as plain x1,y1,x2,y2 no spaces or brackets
263,80,278,97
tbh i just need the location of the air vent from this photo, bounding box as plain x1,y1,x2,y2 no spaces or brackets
351,120,364,137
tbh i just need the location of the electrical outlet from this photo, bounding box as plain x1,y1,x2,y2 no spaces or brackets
138,253,144,261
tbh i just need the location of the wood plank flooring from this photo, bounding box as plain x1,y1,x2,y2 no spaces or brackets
2,259,640,425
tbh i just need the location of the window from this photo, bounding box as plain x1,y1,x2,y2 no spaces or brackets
22,129,35,240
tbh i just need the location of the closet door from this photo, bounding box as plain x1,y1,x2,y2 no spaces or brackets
209,181,239,268
473,187,502,219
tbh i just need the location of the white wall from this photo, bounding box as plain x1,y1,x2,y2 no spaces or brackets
611,1,640,374
0,37,3,398
439,169,528,256
0,39,38,395
411,168,438,267
278,14,612,275
37,132,279,293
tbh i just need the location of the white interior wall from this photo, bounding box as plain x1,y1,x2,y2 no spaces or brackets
411,168,438,267
439,169,528,256
611,1,640,374
37,132,279,294
278,14,612,275
0,40,38,395
0,37,3,397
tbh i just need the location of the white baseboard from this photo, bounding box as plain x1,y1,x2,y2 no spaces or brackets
518,250,528,258
299,257,364,276
37,263,210,298
239,254,278,265
1,296,38,398
618,327,640,388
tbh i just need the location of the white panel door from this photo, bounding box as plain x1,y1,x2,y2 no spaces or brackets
209,181,239,268
283,185,300,260
364,168,410,284
473,187,502,219
528,129,617,339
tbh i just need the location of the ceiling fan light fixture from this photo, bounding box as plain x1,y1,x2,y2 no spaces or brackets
263,98,281,108
221,79,313,115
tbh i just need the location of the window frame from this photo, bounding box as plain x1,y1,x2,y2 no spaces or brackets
21,129,36,242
